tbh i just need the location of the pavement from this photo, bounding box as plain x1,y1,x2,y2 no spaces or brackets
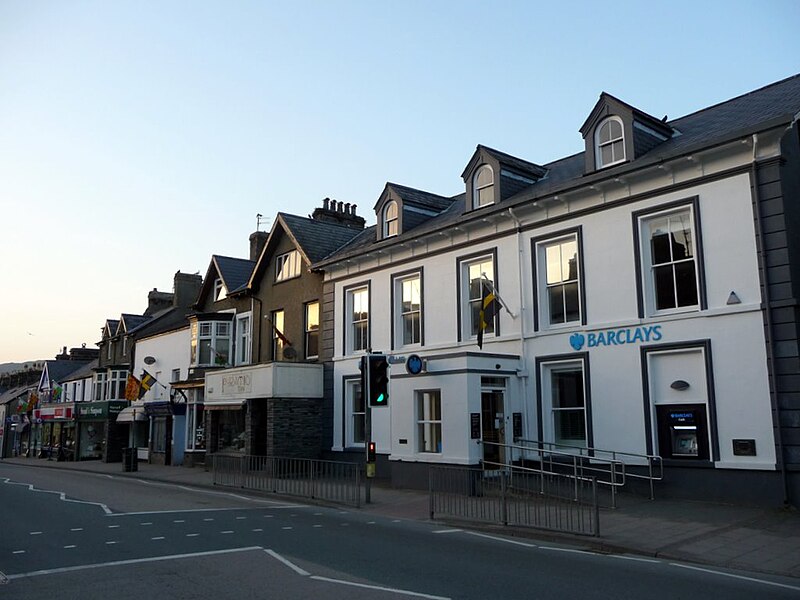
2,456,799,580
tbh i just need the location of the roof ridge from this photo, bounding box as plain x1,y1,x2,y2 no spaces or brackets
386,181,453,200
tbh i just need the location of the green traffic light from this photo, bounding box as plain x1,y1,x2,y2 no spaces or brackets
376,393,385,404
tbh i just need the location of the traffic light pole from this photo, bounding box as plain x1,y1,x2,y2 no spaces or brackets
364,357,372,504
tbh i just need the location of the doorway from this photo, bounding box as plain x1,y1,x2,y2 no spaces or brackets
481,377,506,467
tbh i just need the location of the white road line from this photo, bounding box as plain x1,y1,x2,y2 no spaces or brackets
140,522,153,526
313,524,322,528
186,533,199,537
30,532,42,536
367,521,376,525
608,555,661,564
282,526,293,530
464,531,538,548
63,545,76,549
173,519,186,523
264,515,274,518
1,477,112,515
5,546,263,580
203,518,214,521
109,507,276,517
151,537,165,540
221,530,234,534
264,549,310,576
70,528,83,532
392,519,401,523
340,523,349,527
310,576,451,599
670,563,800,592
432,529,462,534
538,546,595,556
105,541,118,545
12,551,25,555
107,525,120,529
236,516,247,520
252,528,263,532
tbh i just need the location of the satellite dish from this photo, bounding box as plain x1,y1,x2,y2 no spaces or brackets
283,347,297,360
143,356,156,365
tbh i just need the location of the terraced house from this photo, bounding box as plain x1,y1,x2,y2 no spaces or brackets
315,74,800,507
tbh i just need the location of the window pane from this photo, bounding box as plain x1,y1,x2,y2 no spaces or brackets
562,240,578,281
612,140,624,162
354,321,367,351
564,281,580,322
306,331,319,358
608,119,622,139
675,261,698,307
650,219,671,264
670,219,694,260
353,385,364,413
199,340,212,365
552,369,584,409
601,144,613,165
546,244,563,285
306,302,319,328
475,166,492,187
403,313,420,345
477,186,493,206
555,410,586,444
548,285,565,324
653,265,676,310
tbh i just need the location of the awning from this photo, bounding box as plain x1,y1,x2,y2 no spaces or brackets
116,407,148,423
203,399,246,410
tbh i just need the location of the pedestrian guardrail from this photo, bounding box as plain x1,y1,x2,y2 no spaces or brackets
429,464,599,536
211,454,362,508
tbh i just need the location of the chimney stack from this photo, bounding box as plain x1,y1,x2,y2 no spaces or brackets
173,271,203,308
249,230,269,262
311,197,366,229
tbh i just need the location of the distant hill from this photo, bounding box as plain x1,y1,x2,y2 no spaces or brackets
0,361,45,376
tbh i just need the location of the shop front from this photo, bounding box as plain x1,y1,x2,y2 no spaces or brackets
75,401,127,462
33,404,76,461
145,401,187,466
116,401,149,461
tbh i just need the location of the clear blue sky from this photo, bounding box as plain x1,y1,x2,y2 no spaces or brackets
1,0,798,363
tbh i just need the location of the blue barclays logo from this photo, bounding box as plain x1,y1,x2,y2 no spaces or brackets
569,325,662,351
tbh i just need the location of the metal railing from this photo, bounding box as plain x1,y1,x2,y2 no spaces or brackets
211,454,362,508
515,438,663,502
429,464,599,536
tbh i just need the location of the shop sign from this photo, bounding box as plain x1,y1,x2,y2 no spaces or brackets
77,401,127,419
569,325,662,351
222,373,252,395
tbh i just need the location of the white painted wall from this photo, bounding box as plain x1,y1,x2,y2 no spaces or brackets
133,327,191,403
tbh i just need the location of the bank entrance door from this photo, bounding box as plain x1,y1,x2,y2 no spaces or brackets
481,377,506,467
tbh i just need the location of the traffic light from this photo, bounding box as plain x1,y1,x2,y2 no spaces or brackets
368,353,389,406
367,441,377,463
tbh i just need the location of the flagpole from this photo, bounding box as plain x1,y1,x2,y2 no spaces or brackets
481,273,517,318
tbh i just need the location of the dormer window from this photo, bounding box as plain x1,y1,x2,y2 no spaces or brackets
383,201,398,237
595,116,625,168
473,165,494,208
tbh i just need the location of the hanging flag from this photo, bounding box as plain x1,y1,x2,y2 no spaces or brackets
267,316,292,346
52,386,62,403
27,392,40,411
139,370,157,399
477,281,498,350
125,374,142,402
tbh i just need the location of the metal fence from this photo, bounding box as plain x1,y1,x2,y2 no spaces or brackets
211,454,362,508
429,465,599,536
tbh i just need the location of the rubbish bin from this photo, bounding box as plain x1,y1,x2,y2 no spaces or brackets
122,447,138,472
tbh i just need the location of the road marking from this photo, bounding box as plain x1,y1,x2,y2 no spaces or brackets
670,563,800,592
105,541,118,545
538,546,595,556
367,521,376,525
236,516,247,520
186,534,199,537
173,519,186,523
151,537,165,540
340,523,349,527
203,518,214,521
313,525,322,528
30,532,43,535
63,545,76,549
4,546,264,580
12,551,25,555
310,576,451,599
464,531,538,548
282,526,293,530
264,515,274,518
432,529,462,534
264,549,310,576
109,506,297,517
1,477,112,515
608,555,661,564
221,530,234,534
140,522,153,526
108,525,120,529
392,519,401,523
252,528,263,532
70,528,83,532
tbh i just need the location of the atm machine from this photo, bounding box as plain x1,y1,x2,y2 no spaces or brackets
656,404,709,461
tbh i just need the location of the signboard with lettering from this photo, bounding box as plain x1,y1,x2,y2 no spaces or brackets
470,413,481,439
569,325,663,351
221,373,252,395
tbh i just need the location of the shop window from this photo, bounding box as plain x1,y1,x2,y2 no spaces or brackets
214,409,246,453
416,390,442,453
186,390,206,452
153,418,167,453
393,271,422,347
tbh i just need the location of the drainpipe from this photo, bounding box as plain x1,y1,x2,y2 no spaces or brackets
750,133,790,506
507,207,529,460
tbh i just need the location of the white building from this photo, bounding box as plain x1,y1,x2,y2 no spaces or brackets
316,75,800,506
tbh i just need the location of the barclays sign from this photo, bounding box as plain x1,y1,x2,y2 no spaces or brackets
569,325,662,351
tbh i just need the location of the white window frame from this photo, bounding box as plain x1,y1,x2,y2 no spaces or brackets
535,233,582,329
94,372,108,402
595,116,626,169
304,301,319,360
383,200,399,238
191,320,232,367
459,254,495,341
393,272,422,348
213,278,226,302
473,164,494,209
108,369,128,401
106,340,112,360
275,250,302,282
345,378,365,447
345,285,369,354
272,309,286,361
638,206,700,316
185,389,205,451
122,336,127,356
235,312,252,365
416,390,442,453
541,360,588,449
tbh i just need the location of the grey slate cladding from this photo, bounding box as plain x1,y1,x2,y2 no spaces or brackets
384,182,455,212
214,255,256,293
278,212,365,263
317,74,800,267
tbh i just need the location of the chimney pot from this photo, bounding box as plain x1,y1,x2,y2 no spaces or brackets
323,197,330,210
344,202,351,214
352,204,357,215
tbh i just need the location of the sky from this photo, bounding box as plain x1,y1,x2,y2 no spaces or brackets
1,0,798,364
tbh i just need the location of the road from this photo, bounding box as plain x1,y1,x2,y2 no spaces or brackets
1,462,798,599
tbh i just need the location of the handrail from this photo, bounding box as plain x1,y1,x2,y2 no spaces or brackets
515,437,663,500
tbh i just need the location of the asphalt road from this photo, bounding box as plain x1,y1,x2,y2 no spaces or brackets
1,463,799,600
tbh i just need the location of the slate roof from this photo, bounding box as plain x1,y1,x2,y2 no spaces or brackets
0,385,35,406
120,313,151,333
43,360,92,386
132,306,194,340
278,213,365,263
60,359,98,383
104,320,120,337
478,145,548,178
382,183,455,212
317,73,800,266
214,255,256,294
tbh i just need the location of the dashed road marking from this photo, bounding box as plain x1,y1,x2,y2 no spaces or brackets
186,533,199,537
282,526,293,530
173,519,185,523
70,528,83,532
151,537,165,541
108,525,120,529
63,545,76,549
30,532,42,536
221,531,234,534
12,551,25,555
140,522,153,526
670,563,800,592
236,516,247,520
252,528,263,532
433,529,462,534
105,541,118,545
